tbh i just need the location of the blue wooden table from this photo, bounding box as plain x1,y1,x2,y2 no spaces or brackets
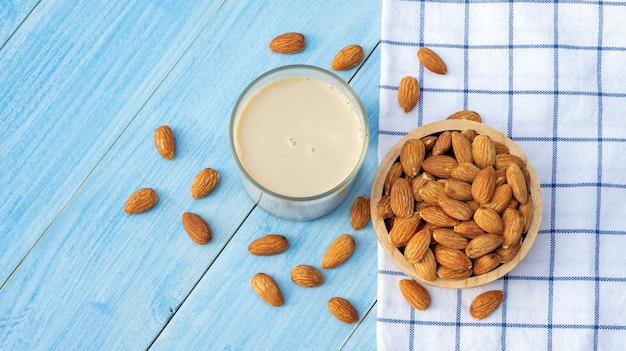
0,1,381,349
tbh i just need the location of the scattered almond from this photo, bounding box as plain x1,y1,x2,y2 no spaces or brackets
182,212,212,245
397,76,420,113
470,290,504,320
154,125,175,160
417,47,447,74
399,279,431,310
269,32,305,54
321,234,355,269
331,44,364,70
248,234,289,256
190,168,220,199
350,196,371,230
290,264,324,287
327,297,358,324
124,188,158,214
251,273,284,307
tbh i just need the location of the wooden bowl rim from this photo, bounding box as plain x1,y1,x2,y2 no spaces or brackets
370,119,543,288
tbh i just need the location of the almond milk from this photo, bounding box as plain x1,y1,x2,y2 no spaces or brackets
234,76,366,198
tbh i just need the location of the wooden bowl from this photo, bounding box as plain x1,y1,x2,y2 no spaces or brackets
371,119,542,288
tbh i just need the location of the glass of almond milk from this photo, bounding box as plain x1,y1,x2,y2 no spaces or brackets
230,65,369,221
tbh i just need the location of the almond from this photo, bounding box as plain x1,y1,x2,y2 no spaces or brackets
417,47,447,74
518,196,533,233
437,266,473,280
321,234,355,269
400,139,426,177
418,180,446,206
419,206,459,227
388,214,421,247
327,297,358,324
248,234,289,256
403,228,432,263
506,163,528,204
502,208,524,249
444,178,473,201
432,228,468,250
269,32,305,54
390,178,414,218
472,134,496,169
454,220,486,238
421,135,438,152
472,252,502,276
496,242,521,263
251,273,284,306
350,196,371,230
398,279,431,310
446,110,482,123
413,248,437,282
375,194,395,219
438,196,474,221
486,184,513,213
182,212,212,245
331,44,364,71
495,153,525,170
397,76,420,113
433,245,472,271
384,161,404,195
451,162,481,183
465,233,503,259
124,188,158,214
473,207,504,234
470,290,504,320
190,168,220,199
290,264,324,287
471,166,496,204
422,155,458,179
451,131,473,164
432,130,452,156
461,129,478,143
154,125,176,160
494,141,510,154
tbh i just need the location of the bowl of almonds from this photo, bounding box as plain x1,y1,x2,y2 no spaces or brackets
371,118,542,288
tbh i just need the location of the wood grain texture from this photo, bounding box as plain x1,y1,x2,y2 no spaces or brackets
0,0,382,350
0,0,39,47
0,0,226,284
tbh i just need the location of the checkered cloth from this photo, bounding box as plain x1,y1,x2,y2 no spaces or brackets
378,1,626,350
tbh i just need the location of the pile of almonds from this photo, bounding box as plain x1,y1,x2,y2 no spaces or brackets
376,112,534,283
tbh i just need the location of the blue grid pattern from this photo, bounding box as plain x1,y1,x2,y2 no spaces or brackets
378,0,626,350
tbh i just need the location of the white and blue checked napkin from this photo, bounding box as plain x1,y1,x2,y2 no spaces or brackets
378,1,626,350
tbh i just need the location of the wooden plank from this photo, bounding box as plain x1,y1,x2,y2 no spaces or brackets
0,0,226,284
0,0,381,350
0,0,39,48
149,33,382,351
342,302,378,350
